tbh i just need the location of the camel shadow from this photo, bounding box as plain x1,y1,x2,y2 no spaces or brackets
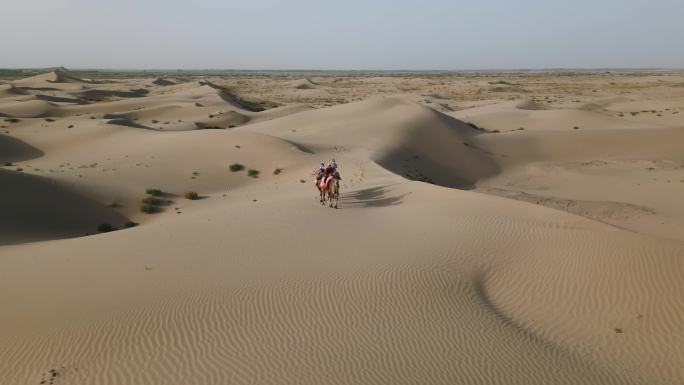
338,186,411,208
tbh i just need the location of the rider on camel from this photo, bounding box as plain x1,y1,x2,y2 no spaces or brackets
324,163,334,179
314,162,325,186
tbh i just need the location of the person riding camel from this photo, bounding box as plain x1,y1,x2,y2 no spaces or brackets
324,163,334,178
314,162,325,186
331,159,338,171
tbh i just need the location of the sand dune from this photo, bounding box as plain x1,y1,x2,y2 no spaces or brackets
1,71,683,385
291,78,317,89
0,169,129,244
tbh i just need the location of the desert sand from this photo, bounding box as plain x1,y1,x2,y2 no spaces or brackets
1,69,683,385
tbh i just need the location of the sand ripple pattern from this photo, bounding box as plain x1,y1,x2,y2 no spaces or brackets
2,259,646,385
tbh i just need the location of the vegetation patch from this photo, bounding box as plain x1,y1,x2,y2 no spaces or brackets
145,188,162,196
183,191,199,200
247,169,260,178
142,196,162,205
97,223,114,232
229,163,244,172
141,204,158,214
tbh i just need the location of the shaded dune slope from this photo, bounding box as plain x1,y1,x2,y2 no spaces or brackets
242,97,501,187
0,169,129,245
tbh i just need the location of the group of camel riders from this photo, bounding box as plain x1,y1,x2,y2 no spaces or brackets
315,159,341,207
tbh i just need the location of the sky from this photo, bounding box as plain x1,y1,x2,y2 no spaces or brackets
1,0,683,70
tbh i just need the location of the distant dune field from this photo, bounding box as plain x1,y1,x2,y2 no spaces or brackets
1,69,683,385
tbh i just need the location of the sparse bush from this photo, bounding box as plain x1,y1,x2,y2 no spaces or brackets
142,196,162,205
124,221,138,228
573,126,579,130
45,118,55,122
97,223,113,232
184,191,199,200
247,169,260,178
151,120,159,124
4,118,20,123
300,179,306,183
68,125,74,128
141,204,157,213
229,163,244,172
273,168,283,175
145,188,162,196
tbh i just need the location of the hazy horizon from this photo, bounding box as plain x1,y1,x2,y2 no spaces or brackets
2,0,683,70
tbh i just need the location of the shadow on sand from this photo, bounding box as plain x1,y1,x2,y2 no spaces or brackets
338,186,411,208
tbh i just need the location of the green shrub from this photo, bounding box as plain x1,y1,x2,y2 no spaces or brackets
247,169,260,178
145,188,162,196
142,196,162,205
229,163,244,172
184,191,199,200
141,204,157,213
97,223,113,232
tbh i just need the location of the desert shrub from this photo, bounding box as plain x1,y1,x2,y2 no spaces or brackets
141,204,157,213
4,118,20,123
574,126,579,130
145,188,162,196
300,179,306,183
44,118,56,122
151,120,159,123
184,191,199,200
124,221,138,228
142,196,162,205
273,168,283,175
68,125,74,128
3,162,13,166
97,223,113,232
229,163,244,172
247,169,260,178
